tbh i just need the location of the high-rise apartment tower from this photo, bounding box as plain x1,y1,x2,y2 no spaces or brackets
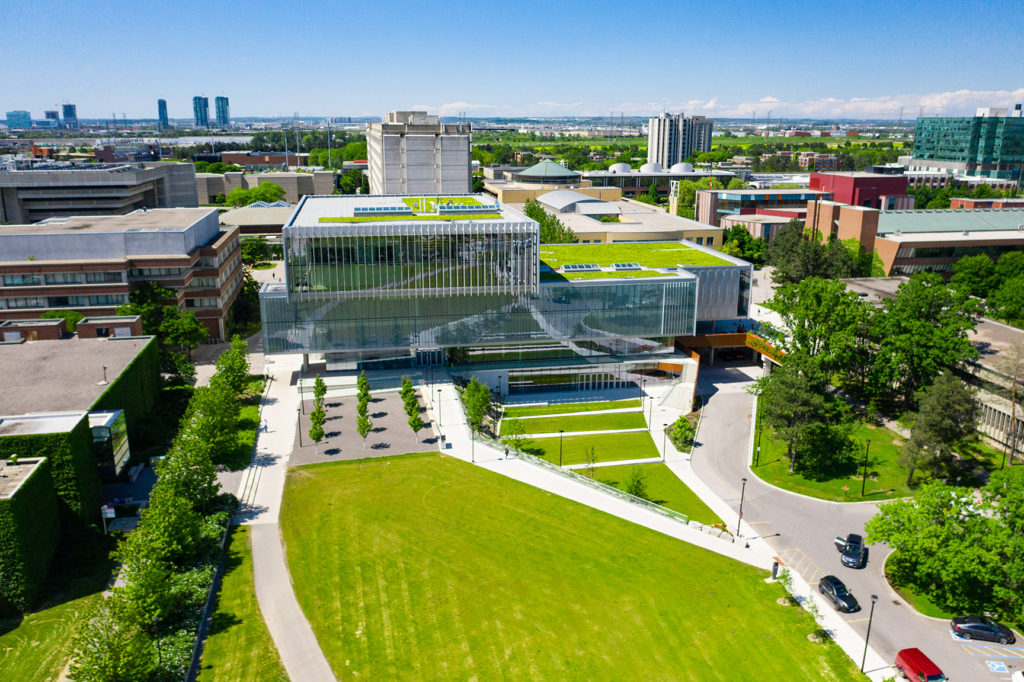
647,113,713,167
214,96,230,127
157,99,169,130
192,96,209,128
61,104,78,129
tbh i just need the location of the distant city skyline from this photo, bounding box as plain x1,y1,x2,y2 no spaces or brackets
2,0,1022,121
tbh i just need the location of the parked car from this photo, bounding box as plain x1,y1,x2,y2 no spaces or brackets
894,648,946,681
951,615,1016,644
818,575,859,613
833,533,867,568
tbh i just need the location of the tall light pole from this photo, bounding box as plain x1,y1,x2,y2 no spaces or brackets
736,477,748,537
436,389,442,427
471,430,475,463
558,429,564,467
297,406,302,446
861,439,871,497
861,594,878,673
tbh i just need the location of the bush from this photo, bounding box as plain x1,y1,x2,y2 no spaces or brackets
667,413,696,452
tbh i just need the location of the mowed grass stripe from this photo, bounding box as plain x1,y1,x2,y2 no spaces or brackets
197,526,287,682
502,411,647,435
281,454,861,680
502,398,642,418
522,431,659,464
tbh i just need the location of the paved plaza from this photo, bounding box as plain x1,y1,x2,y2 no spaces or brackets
291,390,438,466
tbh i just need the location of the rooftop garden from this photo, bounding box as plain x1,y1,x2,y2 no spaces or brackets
540,242,731,270
319,213,502,223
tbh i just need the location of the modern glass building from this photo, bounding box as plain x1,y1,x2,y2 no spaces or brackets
912,109,1024,179
192,96,209,129
260,194,751,393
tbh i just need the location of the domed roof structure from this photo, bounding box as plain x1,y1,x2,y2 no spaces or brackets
639,162,663,173
513,159,581,185
608,162,632,174
670,162,694,173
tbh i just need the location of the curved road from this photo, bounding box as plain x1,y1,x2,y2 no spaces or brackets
691,364,1023,682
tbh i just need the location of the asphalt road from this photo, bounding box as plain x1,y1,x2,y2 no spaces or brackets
691,363,1024,682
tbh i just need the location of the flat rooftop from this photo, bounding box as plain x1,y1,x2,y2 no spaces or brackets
289,194,521,226
812,171,902,179
0,457,46,499
877,208,1024,235
538,200,725,237
539,241,736,281
712,188,829,197
0,208,216,235
0,337,153,415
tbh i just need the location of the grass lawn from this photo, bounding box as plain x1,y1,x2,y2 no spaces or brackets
319,214,503,223
752,416,915,502
503,398,641,418
541,270,674,282
251,262,276,270
540,242,730,268
589,463,724,526
0,534,115,682
401,196,481,209
522,431,659,465
501,411,646,435
280,454,860,680
198,527,287,682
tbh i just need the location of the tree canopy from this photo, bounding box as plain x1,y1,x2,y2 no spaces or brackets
523,199,576,244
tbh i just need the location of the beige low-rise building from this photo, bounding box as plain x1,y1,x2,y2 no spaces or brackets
196,170,334,204
483,160,621,203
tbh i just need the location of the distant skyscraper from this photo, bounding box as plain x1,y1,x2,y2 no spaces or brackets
5,111,31,129
647,112,713,167
44,111,60,128
61,104,78,129
192,96,209,128
158,99,169,130
214,96,230,127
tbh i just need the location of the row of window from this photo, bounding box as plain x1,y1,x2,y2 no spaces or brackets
3,271,124,286
1,293,129,309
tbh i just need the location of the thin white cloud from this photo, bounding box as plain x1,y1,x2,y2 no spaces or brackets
408,101,499,115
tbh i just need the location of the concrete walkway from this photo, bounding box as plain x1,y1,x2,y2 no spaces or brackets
236,353,336,682
427,380,772,569
524,426,648,438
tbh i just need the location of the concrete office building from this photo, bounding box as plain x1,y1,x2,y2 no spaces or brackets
366,111,472,195
61,104,78,129
193,96,210,128
0,208,243,338
909,106,1024,179
0,162,198,224
647,113,713,168
5,111,31,130
195,170,334,204
157,99,169,130
215,96,230,128
260,194,751,394
806,202,1024,277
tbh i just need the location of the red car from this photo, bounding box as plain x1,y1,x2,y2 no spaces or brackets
894,648,946,681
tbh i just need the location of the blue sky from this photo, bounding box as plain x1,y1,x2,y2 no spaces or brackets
2,0,1022,120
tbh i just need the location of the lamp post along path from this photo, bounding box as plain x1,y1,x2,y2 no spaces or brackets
736,477,748,537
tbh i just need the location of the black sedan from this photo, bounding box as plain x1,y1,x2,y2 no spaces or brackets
951,615,1016,644
833,533,867,568
818,575,860,613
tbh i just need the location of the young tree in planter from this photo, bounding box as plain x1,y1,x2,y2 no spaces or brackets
462,377,491,433
408,412,424,435
313,374,327,406
309,403,326,456
356,411,373,448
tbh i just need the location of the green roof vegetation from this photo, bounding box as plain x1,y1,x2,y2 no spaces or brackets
400,196,482,209
318,213,503,223
541,270,671,282
540,242,731,269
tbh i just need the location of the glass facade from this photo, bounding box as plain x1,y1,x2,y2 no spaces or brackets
261,277,697,356
283,222,537,296
913,116,1024,178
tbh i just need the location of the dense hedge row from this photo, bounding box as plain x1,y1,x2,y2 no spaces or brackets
70,336,253,681
0,458,60,615
91,336,161,431
0,416,101,528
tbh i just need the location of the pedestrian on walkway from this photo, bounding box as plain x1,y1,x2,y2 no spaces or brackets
504,446,509,460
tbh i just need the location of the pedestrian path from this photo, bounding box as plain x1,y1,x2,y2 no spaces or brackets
505,406,643,419
525,427,649,438
236,353,336,682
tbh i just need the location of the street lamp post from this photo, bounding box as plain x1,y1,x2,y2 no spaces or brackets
736,477,748,537
436,389,442,427
861,594,878,673
861,439,871,497
471,430,475,463
558,429,564,467
297,406,302,446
